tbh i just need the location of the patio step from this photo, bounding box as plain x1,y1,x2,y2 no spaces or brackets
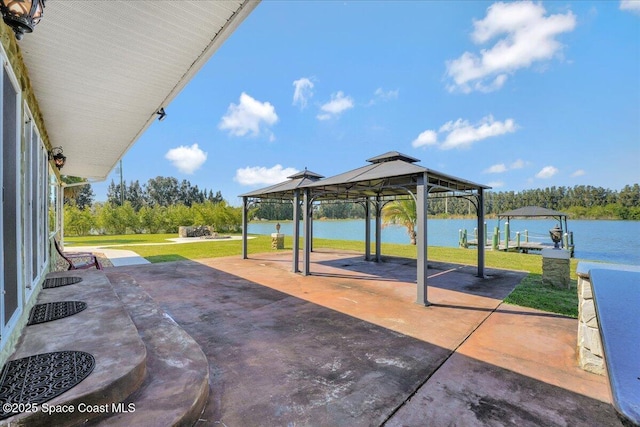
2,270,147,427
86,271,209,426
1,269,208,427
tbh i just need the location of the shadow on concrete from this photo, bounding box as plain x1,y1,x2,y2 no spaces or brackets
113,260,621,427
314,254,524,300
430,303,573,319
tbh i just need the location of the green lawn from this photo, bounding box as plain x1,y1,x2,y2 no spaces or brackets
65,233,579,317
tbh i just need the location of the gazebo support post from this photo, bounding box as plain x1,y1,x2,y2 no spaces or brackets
310,206,314,252
303,188,312,275
416,174,430,306
364,198,371,261
375,196,382,262
242,197,248,259
292,189,301,273
476,188,486,278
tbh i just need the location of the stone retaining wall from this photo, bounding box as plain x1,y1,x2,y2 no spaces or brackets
577,272,605,375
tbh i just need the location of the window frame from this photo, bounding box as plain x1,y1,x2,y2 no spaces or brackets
0,45,25,344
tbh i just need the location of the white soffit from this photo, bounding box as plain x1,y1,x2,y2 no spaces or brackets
19,0,258,180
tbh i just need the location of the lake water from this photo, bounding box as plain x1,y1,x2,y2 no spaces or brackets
248,219,640,266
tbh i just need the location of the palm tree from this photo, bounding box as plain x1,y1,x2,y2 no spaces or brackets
381,198,417,245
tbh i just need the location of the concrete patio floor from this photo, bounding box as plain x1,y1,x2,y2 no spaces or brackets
112,249,622,426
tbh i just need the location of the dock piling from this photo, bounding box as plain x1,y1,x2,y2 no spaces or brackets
505,222,510,250
484,222,488,246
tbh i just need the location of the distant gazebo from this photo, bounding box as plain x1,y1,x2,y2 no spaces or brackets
240,152,491,306
498,206,573,255
498,206,570,232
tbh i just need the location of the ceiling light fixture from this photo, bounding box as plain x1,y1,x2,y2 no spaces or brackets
49,146,66,170
0,0,45,40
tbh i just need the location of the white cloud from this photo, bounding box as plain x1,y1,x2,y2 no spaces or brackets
484,163,508,173
536,165,559,179
375,88,399,99
487,181,505,188
484,159,528,173
165,144,207,174
292,78,314,109
413,115,517,150
442,116,517,149
510,159,526,169
234,164,299,186
411,130,438,148
368,87,400,105
317,91,354,120
219,92,278,138
446,1,576,93
571,169,586,177
620,0,640,14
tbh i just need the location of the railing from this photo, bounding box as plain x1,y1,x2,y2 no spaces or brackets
458,223,574,255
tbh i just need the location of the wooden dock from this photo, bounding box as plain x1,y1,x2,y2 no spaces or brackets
458,224,575,257
466,239,552,253
459,207,576,257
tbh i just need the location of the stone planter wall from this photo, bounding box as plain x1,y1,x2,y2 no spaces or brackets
178,226,216,238
271,233,284,249
541,248,570,289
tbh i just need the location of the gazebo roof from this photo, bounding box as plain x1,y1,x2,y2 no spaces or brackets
241,151,489,202
240,169,324,200
303,151,490,201
498,206,568,219
366,151,420,164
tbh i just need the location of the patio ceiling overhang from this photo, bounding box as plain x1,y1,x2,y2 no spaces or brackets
19,0,259,180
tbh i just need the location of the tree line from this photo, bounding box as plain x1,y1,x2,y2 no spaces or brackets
64,176,224,210
62,176,243,236
64,200,243,236
62,180,639,236
253,184,640,221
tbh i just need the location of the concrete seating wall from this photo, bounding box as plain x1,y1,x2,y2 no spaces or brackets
577,262,640,426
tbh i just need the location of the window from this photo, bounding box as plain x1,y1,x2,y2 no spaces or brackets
22,107,48,296
1,53,23,340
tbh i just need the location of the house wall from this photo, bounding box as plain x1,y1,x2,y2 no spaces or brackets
0,23,59,367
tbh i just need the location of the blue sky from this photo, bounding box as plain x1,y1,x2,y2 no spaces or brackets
92,0,640,205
